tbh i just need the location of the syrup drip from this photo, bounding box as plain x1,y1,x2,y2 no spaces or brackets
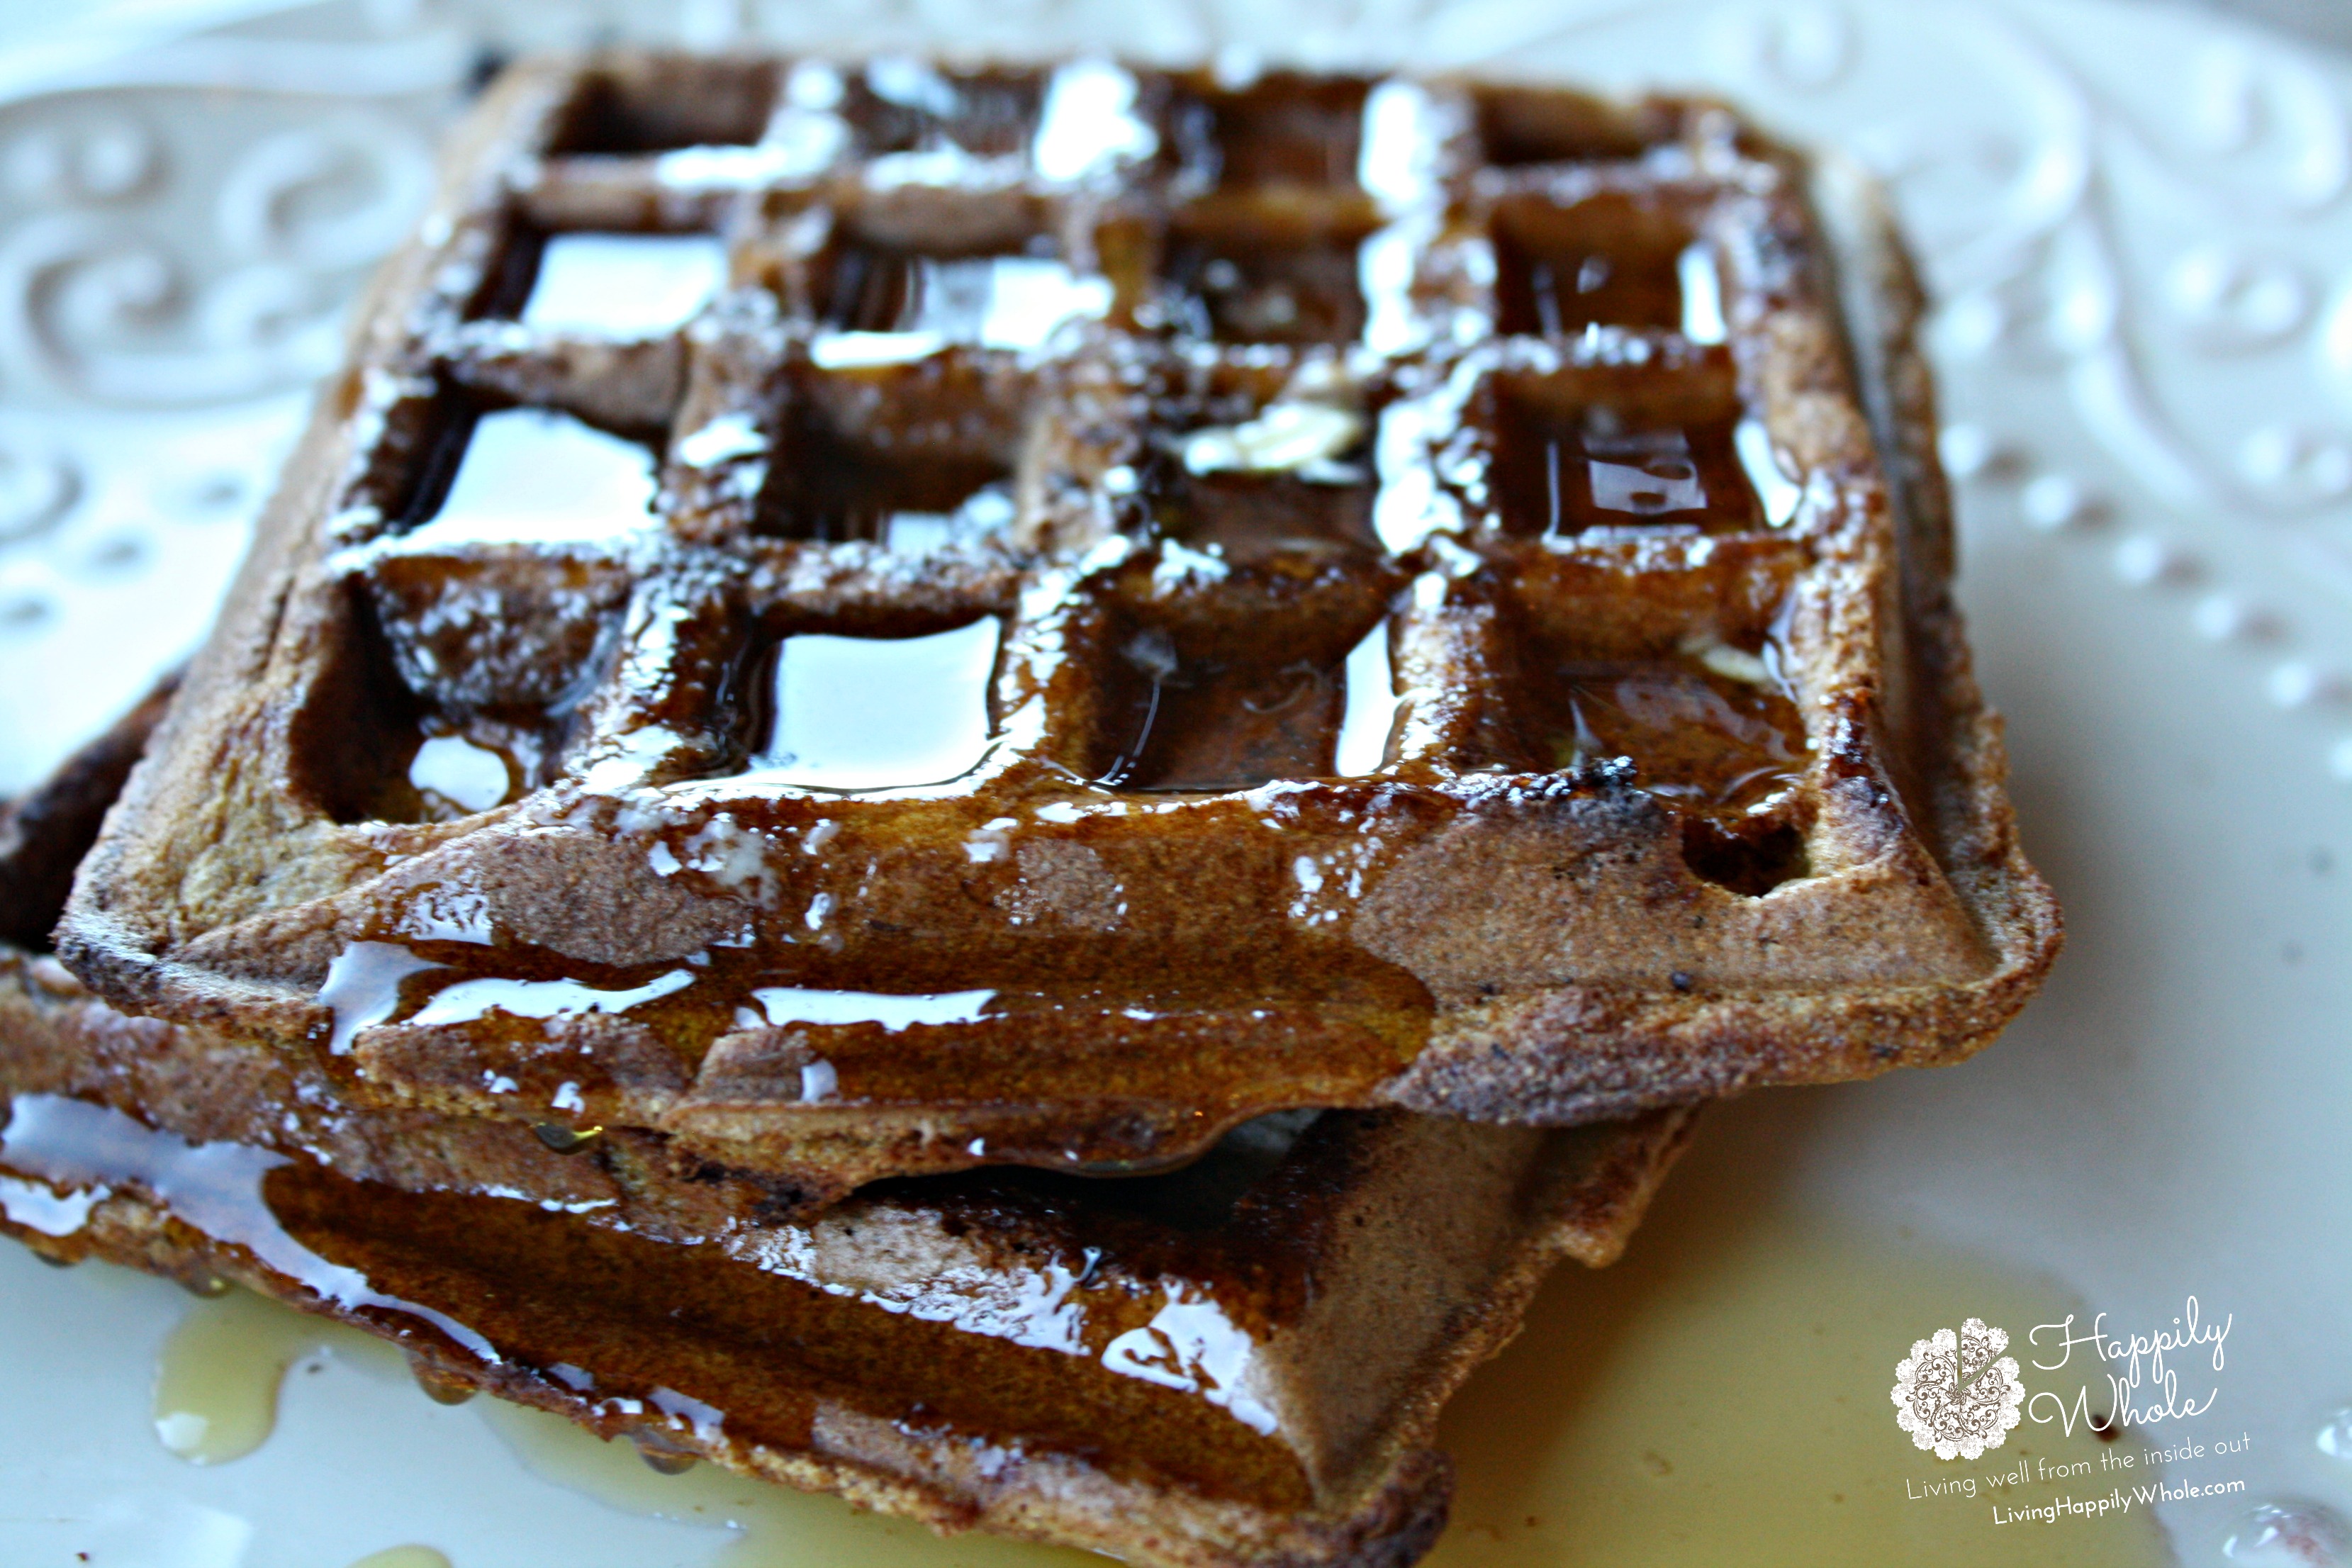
1426,1096,2173,1568
1523,647,1805,818
521,233,728,337
0,1094,498,1362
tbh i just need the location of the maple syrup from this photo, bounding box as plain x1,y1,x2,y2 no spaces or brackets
1515,644,1805,819
744,618,1002,791
821,249,1107,349
1493,192,1693,337
1426,1094,2174,1568
1495,399,1765,538
345,1549,452,1568
401,408,658,549
521,233,729,337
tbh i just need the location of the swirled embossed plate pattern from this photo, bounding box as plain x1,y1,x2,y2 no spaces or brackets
1,2,2348,1565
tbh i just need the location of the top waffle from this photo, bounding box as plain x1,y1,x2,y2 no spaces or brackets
59,52,2057,1199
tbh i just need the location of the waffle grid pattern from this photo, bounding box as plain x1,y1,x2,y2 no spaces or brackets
57,52,2056,1193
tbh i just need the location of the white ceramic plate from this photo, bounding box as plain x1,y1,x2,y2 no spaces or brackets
3,2,2349,1564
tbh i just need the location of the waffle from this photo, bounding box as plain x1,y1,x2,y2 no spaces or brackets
0,1020,1690,1568
4,683,1693,1568
57,53,2058,1199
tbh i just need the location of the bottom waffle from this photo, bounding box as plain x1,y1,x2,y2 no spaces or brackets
0,946,1692,1568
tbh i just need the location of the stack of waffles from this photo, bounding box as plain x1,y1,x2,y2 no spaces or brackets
0,52,2056,1568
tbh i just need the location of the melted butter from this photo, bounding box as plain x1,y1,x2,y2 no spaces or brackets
1425,1097,2173,1568
742,619,1000,792
403,408,657,549
1182,403,1365,476
478,1398,1107,1568
521,233,728,337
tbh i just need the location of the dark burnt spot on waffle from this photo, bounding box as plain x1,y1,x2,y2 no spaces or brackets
56,53,2060,1194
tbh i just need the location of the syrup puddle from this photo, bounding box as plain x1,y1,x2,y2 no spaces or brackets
346,1550,452,1568
403,408,656,549
742,618,1000,791
1423,1094,2173,1568
476,1399,1106,1568
522,233,729,337
154,1286,352,1464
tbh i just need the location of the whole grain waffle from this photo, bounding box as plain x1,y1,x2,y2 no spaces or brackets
58,53,2056,1197
4,637,1693,1568
0,958,1693,1568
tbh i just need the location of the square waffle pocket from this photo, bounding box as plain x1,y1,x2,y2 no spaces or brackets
58,53,2057,1202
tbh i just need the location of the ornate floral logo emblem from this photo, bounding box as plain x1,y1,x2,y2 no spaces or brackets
1891,1317,2027,1460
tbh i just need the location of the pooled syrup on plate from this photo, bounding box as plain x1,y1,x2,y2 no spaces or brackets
152,1286,362,1464
90,1089,2175,1567
1425,1095,2173,1568
478,1398,1107,1567
345,1550,453,1568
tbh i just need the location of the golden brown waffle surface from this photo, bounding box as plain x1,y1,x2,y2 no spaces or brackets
58,53,2056,1198
0,946,1696,1568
